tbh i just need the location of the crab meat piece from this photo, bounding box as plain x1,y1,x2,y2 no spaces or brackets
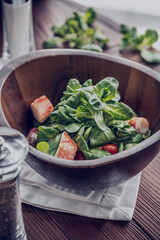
31,95,54,123
127,117,149,134
55,131,77,160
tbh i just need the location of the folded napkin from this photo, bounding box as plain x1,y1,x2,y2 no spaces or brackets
20,161,141,220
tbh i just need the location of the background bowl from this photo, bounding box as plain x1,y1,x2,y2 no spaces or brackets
0,49,160,191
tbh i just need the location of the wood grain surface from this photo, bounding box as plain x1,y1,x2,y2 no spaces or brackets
0,0,160,239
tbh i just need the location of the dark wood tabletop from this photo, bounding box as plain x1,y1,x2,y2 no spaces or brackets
0,0,160,239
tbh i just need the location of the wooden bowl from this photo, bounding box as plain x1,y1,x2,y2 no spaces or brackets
0,49,160,190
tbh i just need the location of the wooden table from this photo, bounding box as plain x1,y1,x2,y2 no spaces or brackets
0,0,160,239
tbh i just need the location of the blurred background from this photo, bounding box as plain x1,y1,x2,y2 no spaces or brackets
72,0,160,50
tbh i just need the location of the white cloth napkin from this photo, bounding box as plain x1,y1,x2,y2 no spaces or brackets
20,161,141,220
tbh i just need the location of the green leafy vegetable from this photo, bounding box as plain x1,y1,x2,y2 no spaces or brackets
95,77,119,102
82,148,111,160
83,126,92,142
67,78,82,91
82,79,92,88
84,7,97,25
89,126,116,147
42,37,64,49
118,142,124,152
43,8,109,52
65,122,84,133
143,130,151,140
94,111,107,131
48,134,61,156
76,136,89,152
38,124,64,139
37,131,49,143
140,48,160,64
81,44,103,52
119,24,159,64
125,143,137,150
108,120,136,139
104,102,136,120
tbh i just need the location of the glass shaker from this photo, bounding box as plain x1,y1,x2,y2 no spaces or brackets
2,0,35,60
0,127,29,240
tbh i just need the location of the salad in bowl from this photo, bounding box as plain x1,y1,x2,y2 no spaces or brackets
27,77,150,160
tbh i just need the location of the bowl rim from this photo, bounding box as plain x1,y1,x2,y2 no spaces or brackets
0,48,160,168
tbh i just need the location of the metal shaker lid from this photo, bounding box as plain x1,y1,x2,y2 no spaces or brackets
0,127,29,182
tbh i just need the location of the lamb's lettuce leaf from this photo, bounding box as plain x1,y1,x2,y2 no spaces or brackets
37,132,49,143
82,149,111,160
76,105,94,120
65,122,84,133
89,94,104,110
94,111,107,131
76,136,89,152
104,102,136,120
48,134,61,156
89,126,116,147
67,78,82,91
83,126,92,142
108,120,136,139
82,79,92,87
119,24,159,64
38,124,65,139
95,77,119,102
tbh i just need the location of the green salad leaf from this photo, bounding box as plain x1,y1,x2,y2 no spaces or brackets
81,44,103,52
65,122,84,133
94,111,107,131
37,131,49,143
82,79,92,88
82,149,111,160
76,136,89,152
89,126,116,147
119,24,160,64
95,77,119,102
83,126,92,143
108,120,136,139
48,134,61,156
84,7,97,25
140,48,160,64
42,8,109,52
38,124,64,139
104,102,136,120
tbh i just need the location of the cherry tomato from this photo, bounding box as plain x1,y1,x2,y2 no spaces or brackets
102,144,118,155
74,150,86,160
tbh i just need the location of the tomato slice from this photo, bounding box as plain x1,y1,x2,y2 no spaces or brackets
74,150,86,160
102,144,118,155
